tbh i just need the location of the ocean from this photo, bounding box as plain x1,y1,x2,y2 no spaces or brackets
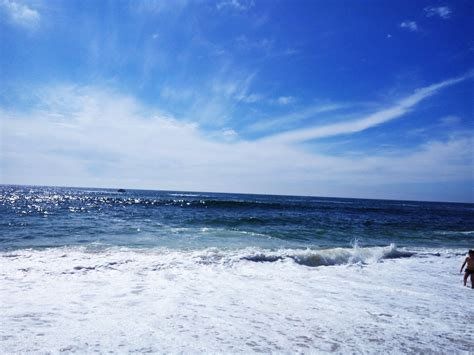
1,185,473,353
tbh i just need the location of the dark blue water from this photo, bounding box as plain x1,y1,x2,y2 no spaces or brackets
0,185,472,251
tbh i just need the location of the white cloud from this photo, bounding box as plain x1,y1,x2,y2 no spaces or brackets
365,133,473,184
221,128,239,141
1,81,472,201
275,96,295,105
424,6,451,19
211,72,261,104
216,0,254,11
0,0,40,28
157,71,260,126
439,115,461,125
261,73,472,144
248,103,344,133
399,21,418,32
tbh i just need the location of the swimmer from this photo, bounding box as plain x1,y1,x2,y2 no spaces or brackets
460,249,474,289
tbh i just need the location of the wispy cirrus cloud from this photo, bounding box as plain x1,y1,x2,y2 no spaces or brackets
261,72,473,144
0,0,40,28
424,6,451,19
158,70,261,126
1,83,472,201
216,0,254,11
248,103,345,133
399,20,418,32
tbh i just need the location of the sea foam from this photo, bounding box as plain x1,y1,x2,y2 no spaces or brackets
0,246,472,353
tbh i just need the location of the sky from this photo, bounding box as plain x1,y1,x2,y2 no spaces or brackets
0,0,473,202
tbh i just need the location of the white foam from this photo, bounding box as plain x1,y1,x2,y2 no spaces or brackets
0,247,472,353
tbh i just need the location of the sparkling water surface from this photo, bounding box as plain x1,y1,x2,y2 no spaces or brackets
1,185,472,251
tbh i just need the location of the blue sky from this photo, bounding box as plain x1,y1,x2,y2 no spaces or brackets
1,0,473,202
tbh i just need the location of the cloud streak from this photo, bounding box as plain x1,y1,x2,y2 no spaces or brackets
260,73,473,144
248,103,345,133
0,0,40,28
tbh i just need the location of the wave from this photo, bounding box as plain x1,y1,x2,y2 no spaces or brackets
434,230,474,236
241,244,414,267
1,244,417,272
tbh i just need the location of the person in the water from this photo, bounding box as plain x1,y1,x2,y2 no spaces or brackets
460,250,474,288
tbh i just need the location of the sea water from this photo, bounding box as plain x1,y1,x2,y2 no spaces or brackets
0,185,473,352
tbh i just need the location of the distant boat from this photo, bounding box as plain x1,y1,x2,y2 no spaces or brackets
117,189,126,193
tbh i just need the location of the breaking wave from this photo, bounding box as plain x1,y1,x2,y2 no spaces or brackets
1,244,416,273
241,244,414,267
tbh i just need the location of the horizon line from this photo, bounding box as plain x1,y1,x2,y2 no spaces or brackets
1,183,472,205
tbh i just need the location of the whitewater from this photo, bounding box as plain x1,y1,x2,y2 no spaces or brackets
1,245,472,353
